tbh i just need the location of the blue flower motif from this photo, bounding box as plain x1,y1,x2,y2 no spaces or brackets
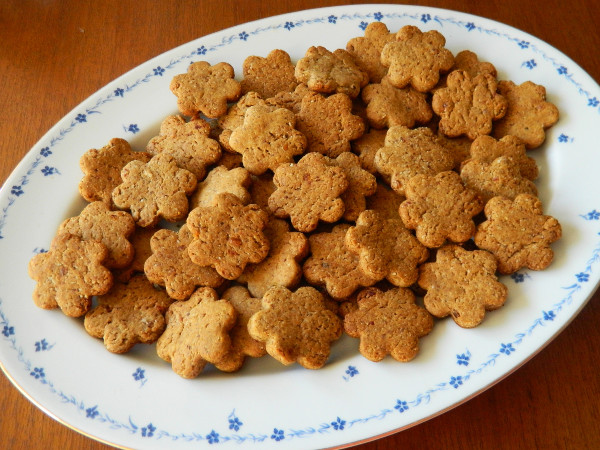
331,417,346,430
10,186,23,196
41,166,57,176
584,210,600,220
522,59,537,69
456,353,470,366
40,147,52,157
543,310,556,321
86,405,99,419
557,66,568,75
359,21,368,31
328,15,337,24
576,272,589,282
239,31,249,41
75,113,87,123
206,430,219,444
114,87,124,97
229,416,243,431
153,66,165,76
284,21,295,31
35,339,49,351
141,423,156,437
449,376,463,388
127,124,139,134
271,428,285,441
2,325,14,337
518,40,530,49
465,22,475,31
589,97,599,107
345,365,359,377
499,343,515,355
30,367,45,379
421,13,431,23
132,367,145,381
197,45,207,55
394,400,409,413
373,12,383,21
511,273,525,283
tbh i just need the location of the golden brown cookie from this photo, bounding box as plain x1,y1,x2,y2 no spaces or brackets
343,287,433,362
247,285,343,369
345,21,396,83
345,210,429,286
217,91,270,152
84,274,173,353
365,181,406,220
170,61,242,118
418,244,508,328
303,224,378,299
187,193,270,279
189,165,252,209
113,226,157,282
432,71,508,139
237,218,309,298
249,173,276,213
465,135,538,180
28,233,113,317
144,225,224,300
492,80,559,148
228,105,307,174
399,171,484,248
240,49,299,98
265,83,312,114
351,128,387,174
156,287,237,378
474,194,562,274
146,115,222,179
78,138,151,207
58,201,135,269
268,152,348,232
381,25,454,92
112,153,197,227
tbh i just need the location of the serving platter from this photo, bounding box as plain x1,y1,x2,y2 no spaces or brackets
1,4,600,449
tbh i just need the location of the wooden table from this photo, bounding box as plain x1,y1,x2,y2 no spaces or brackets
1,1,599,448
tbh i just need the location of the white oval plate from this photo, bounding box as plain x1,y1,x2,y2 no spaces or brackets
1,4,600,449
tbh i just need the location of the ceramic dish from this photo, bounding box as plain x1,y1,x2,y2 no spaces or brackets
1,4,600,449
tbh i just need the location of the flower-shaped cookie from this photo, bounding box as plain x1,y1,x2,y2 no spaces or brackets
381,25,454,92
241,49,298,98
146,115,221,179
112,153,197,227
268,152,348,232
474,194,562,274
492,80,559,148
58,201,135,269
351,128,387,174
189,165,251,209
156,287,237,378
217,91,270,151
113,226,156,282
237,218,309,298
170,61,241,118
366,182,406,220
187,193,270,279
28,234,113,317
247,286,342,369
346,21,396,83
343,287,433,362
346,210,429,286
229,105,307,175
399,171,484,248
418,244,508,328
78,138,151,207
432,71,507,139
144,225,224,300
84,274,173,353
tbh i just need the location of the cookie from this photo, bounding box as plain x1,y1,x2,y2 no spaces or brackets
265,83,311,114
295,91,365,157
28,233,113,317
343,286,433,362
303,224,378,300
228,105,307,175
248,173,276,213
146,115,222,179
418,244,508,328
365,181,406,220
351,128,387,174
345,210,429,286
361,76,432,129
240,49,298,98
381,25,454,92
144,225,224,300
83,274,173,353
170,61,242,118
294,46,369,98
452,50,497,79
492,80,559,149
58,201,135,269
112,153,197,227
217,91,270,152
237,218,309,298
247,285,343,369
156,287,237,378
78,138,151,207
474,194,562,274
268,152,348,232
345,21,396,83
113,226,157,282
189,165,252,209
399,171,484,248
432,71,508,139
186,193,270,280
374,125,455,196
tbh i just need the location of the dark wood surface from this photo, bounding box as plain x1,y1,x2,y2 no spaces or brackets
1,1,599,449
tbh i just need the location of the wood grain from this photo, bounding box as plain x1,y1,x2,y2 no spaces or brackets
1,1,599,449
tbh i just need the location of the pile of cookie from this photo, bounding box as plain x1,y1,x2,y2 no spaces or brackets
28,23,562,378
